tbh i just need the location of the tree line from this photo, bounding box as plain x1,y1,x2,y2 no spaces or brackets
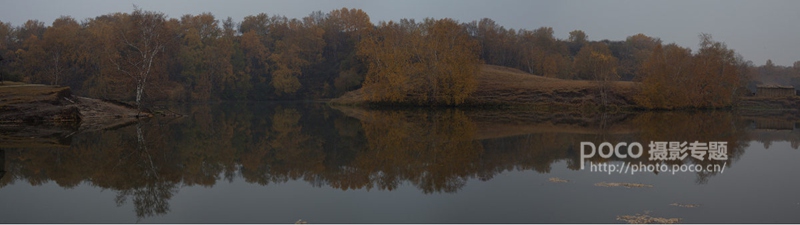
749,59,800,90
0,7,796,108
0,7,375,107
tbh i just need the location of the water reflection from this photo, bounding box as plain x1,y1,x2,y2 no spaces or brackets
354,109,484,193
0,103,798,220
0,149,5,181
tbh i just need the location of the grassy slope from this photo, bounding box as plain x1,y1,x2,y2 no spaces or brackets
332,64,639,108
468,65,638,107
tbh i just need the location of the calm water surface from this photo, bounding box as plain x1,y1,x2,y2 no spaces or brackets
1,102,799,223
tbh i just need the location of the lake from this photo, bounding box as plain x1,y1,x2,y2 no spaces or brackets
1,102,799,223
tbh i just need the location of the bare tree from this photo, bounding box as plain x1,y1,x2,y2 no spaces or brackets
110,6,170,115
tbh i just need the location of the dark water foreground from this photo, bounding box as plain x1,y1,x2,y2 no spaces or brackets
0,102,799,223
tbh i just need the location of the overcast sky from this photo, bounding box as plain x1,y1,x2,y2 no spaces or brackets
1,0,798,66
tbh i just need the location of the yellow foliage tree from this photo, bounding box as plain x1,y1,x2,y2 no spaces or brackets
42,16,81,86
357,18,481,105
635,43,693,109
573,42,619,106
636,34,744,109
269,18,325,95
635,34,744,109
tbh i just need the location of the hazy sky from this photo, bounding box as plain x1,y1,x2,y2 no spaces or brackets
1,0,798,66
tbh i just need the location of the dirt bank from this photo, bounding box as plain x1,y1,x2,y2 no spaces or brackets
0,82,149,130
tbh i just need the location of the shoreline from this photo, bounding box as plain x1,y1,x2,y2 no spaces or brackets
0,82,150,130
331,66,800,111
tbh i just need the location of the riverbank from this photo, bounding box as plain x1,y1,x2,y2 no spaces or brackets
0,82,151,148
331,65,639,109
0,82,148,130
737,96,800,111
333,65,800,112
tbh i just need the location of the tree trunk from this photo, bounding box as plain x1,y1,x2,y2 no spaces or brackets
136,82,144,116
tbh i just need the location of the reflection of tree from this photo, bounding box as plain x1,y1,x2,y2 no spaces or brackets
175,104,239,186
0,149,5,181
269,107,325,182
120,121,178,219
356,109,483,193
0,103,784,219
115,179,177,219
0,119,181,220
240,106,325,186
93,119,180,219
482,133,583,174
632,111,749,184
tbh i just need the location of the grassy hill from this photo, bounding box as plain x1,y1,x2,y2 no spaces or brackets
332,64,639,109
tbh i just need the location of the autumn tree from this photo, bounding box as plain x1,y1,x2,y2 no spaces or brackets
176,13,229,101
691,33,742,108
268,17,325,96
619,33,661,81
517,29,540,75
0,22,11,52
0,21,12,82
319,8,372,96
358,18,480,105
41,16,81,86
238,13,284,98
635,43,693,109
80,14,127,99
568,30,587,43
5,20,45,83
110,7,173,113
466,18,517,68
357,20,417,103
567,30,587,55
518,27,570,78
636,34,745,109
16,20,46,42
573,42,619,107
218,17,251,100
419,18,481,105
16,30,46,84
